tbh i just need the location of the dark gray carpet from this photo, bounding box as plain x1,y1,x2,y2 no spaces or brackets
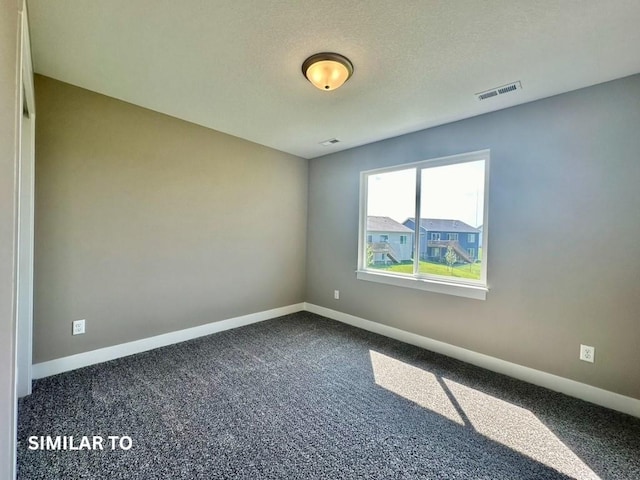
17,312,640,479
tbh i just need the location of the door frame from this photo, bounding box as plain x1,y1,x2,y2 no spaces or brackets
16,0,35,398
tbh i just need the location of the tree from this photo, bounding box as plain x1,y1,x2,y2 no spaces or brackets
445,245,457,272
366,243,374,267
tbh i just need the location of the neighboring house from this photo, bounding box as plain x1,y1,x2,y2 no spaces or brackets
478,224,483,248
367,216,414,264
403,218,480,264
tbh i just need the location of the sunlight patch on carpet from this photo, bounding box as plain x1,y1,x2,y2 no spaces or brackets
442,377,600,479
369,350,464,424
369,349,600,479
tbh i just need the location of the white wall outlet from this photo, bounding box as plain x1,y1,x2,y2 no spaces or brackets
579,344,595,363
334,290,340,300
72,319,85,336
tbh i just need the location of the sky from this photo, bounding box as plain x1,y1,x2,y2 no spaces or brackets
367,160,485,228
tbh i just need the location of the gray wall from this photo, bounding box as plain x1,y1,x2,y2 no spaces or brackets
307,74,640,400
34,75,308,363
0,1,20,477
31,71,640,401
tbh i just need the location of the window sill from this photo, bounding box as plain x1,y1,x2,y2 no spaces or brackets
356,270,488,300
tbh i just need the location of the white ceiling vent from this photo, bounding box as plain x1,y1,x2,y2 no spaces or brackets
476,81,522,101
319,138,340,146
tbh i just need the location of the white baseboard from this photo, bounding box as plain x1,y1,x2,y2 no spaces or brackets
32,303,305,379
304,302,640,418
32,301,640,418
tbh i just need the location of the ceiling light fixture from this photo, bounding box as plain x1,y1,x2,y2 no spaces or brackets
302,52,353,91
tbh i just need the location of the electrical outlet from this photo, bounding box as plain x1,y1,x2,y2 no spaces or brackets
72,319,85,336
334,290,340,300
579,344,595,363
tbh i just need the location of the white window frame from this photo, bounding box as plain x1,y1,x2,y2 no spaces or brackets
357,150,490,300
400,235,407,245
448,233,458,241
468,233,475,243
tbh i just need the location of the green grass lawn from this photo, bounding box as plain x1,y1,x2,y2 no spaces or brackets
372,261,481,280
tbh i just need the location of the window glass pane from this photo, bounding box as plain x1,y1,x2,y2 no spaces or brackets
365,168,416,274
418,160,484,281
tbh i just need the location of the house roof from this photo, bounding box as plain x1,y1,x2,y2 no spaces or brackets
405,218,480,233
367,216,413,233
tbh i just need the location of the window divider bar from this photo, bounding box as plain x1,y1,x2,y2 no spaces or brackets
413,168,421,275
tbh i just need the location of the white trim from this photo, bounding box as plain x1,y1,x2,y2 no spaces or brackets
356,270,488,300
32,303,305,379
15,5,35,397
360,149,490,176
303,303,640,418
32,301,640,418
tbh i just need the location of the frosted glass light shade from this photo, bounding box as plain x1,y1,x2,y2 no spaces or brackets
302,53,353,91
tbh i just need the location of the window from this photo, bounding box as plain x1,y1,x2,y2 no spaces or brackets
358,150,489,300
367,235,373,243
380,234,389,242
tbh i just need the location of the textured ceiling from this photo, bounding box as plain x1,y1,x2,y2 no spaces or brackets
27,0,640,159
